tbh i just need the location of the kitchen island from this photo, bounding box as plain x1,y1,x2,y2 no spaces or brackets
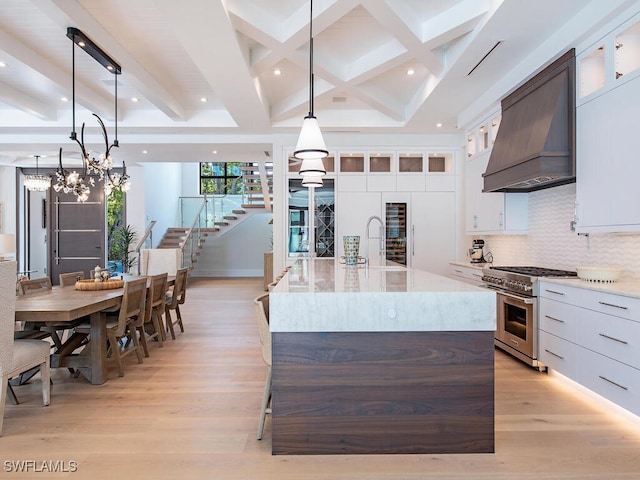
269,258,496,455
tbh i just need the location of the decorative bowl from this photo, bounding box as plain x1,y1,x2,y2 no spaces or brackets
575,266,623,283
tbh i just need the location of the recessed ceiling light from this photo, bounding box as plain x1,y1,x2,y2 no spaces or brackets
78,41,86,47
273,68,281,75
212,150,218,154
61,96,69,102
131,97,139,102
407,68,415,75
200,97,207,103
142,150,148,154
0,61,6,68
436,123,442,128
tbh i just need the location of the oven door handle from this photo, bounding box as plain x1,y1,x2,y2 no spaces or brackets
485,286,535,304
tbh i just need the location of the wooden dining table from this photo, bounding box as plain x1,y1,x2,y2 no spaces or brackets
14,275,175,385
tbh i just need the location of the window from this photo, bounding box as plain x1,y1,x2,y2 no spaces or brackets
200,162,243,194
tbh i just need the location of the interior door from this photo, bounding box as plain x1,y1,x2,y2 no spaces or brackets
49,182,106,284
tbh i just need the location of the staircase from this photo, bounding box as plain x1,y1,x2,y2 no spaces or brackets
242,162,273,210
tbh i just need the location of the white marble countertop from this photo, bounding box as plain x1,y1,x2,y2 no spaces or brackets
449,261,489,270
270,258,496,332
539,276,640,299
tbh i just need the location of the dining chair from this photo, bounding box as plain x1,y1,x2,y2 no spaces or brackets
18,276,83,351
105,277,147,376
137,273,168,356
165,267,188,340
59,271,85,286
253,292,271,440
1,261,51,436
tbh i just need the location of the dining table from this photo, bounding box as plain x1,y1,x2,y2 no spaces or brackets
14,275,175,385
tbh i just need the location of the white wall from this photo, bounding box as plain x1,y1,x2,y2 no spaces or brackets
0,165,16,235
192,213,272,277
142,162,182,247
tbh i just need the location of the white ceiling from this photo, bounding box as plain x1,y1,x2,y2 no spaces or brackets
0,0,638,168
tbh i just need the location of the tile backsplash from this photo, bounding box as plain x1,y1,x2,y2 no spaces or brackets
479,183,640,280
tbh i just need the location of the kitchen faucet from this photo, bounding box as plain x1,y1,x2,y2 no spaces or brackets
365,215,385,266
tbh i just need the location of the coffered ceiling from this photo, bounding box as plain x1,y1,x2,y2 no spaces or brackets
0,0,637,167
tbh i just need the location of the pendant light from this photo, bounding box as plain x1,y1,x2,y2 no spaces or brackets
299,157,326,177
24,155,51,192
293,0,328,164
302,175,323,188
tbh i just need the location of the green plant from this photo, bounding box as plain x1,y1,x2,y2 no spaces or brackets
111,224,137,274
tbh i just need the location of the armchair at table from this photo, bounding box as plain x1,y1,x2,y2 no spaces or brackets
1,261,50,436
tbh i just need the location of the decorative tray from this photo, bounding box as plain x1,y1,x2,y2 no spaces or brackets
75,279,124,290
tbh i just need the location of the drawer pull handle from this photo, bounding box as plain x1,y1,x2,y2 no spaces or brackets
454,269,463,274
545,289,565,296
472,273,483,278
544,349,564,360
545,315,565,323
598,375,628,391
510,339,519,346
598,301,628,310
598,333,628,345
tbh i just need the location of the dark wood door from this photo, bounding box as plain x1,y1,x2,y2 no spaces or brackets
49,181,105,285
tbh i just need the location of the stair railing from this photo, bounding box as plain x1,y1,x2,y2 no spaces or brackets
179,195,208,270
213,176,243,223
135,220,156,275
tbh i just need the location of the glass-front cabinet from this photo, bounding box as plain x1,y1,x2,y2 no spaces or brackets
385,202,407,265
287,178,335,258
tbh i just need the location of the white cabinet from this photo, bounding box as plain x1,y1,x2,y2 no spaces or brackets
464,150,528,234
411,192,455,276
539,281,640,416
576,75,640,232
449,263,485,286
575,13,640,233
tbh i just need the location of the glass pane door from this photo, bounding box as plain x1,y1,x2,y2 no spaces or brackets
385,202,407,265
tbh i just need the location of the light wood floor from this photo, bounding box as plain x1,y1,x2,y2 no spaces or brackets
3,277,640,479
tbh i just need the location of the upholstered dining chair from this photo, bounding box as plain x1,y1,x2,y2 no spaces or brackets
253,292,271,440
59,271,85,286
165,267,188,340
1,261,51,436
137,273,168,356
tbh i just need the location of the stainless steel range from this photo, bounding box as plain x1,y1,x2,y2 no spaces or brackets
482,266,577,370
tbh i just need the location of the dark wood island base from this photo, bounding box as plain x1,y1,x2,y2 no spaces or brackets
272,330,495,455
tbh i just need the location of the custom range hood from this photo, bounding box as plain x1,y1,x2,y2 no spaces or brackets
483,49,575,192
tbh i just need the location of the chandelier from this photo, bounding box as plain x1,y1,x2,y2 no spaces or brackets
24,155,51,192
54,27,130,202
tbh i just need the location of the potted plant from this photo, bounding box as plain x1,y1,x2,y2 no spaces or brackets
110,224,137,274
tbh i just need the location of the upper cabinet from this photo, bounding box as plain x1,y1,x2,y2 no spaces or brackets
465,149,528,234
578,14,640,104
575,13,640,232
464,113,528,235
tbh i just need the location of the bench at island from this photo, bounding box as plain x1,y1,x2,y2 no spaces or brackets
269,258,497,455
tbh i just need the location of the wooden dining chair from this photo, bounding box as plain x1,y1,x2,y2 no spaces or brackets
1,261,51,436
137,273,168,356
253,292,271,440
59,271,85,286
165,267,188,340
17,277,52,295
105,277,147,377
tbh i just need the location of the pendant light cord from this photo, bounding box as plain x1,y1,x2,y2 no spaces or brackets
309,0,314,117
71,40,76,141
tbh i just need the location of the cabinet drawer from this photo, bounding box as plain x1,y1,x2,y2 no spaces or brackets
581,290,640,322
577,347,640,416
449,265,484,286
539,281,640,322
578,308,640,369
539,282,585,304
539,299,576,340
539,331,578,380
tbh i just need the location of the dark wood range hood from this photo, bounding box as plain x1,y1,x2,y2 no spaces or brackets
483,49,576,193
